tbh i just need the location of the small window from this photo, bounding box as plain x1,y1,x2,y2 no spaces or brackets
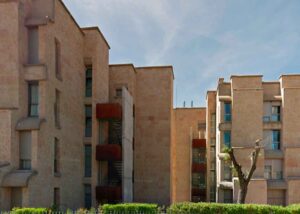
84,145,92,177
115,88,122,98
28,82,39,117
264,165,272,179
192,148,205,163
271,106,280,122
224,131,231,148
85,67,92,97
54,188,60,209
84,184,92,208
192,173,206,189
20,131,32,170
54,138,60,174
224,103,231,122
85,105,92,137
54,89,61,128
55,38,62,80
272,130,280,150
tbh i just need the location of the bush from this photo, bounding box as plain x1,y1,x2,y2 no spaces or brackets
11,207,48,214
167,202,300,214
102,203,158,214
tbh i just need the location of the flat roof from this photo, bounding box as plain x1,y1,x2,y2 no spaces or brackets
81,27,110,49
135,65,175,79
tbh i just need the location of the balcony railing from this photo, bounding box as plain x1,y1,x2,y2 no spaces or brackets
263,115,280,122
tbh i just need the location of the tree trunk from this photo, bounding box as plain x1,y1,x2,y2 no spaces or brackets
237,184,248,204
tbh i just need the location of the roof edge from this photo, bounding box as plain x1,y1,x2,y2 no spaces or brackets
82,26,110,49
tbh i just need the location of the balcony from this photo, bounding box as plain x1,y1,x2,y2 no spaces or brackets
192,139,206,148
96,144,122,161
96,186,122,202
192,163,206,173
96,103,122,120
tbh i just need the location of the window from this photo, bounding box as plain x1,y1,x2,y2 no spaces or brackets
272,130,280,150
54,89,61,128
115,88,122,98
224,103,231,122
28,27,39,64
192,173,206,189
223,189,233,203
192,148,205,163
271,106,280,122
85,67,92,97
84,184,92,209
85,105,92,137
28,82,39,117
84,145,92,177
264,165,272,179
224,163,232,181
54,188,60,208
55,38,62,80
54,138,60,174
19,131,32,170
224,131,231,148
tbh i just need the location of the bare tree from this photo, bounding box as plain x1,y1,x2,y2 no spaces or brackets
225,139,262,204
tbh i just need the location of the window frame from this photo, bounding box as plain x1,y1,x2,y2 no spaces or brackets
224,102,232,122
85,67,92,97
28,82,39,117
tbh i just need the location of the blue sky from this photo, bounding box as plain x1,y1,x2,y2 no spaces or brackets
63,0,300,107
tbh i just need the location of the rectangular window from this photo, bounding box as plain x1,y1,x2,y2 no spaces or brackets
54,138,60,174
28,82,39,117
84,184,92,209
85,67,92,97
224,103,231,122
224,163,232,181
210,186,216,202
272,130,280,150
115,88,122,98
54,89,61,128
20,132,32,170
84,145,92,177
55,38,62,80
264,165,272,179
85,105,92,137
224,131,231,148
28,27,39,64
223,189,233,203
54,188,60,208
192,148,205,163
192,173,206,189
271,106,280,122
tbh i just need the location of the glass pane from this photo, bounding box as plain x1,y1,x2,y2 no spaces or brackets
85,106,92,117
224,131,231,148
84,184,92,208
30,84,39,104
224,103,231,122
30,104,38,117
84,145,92,177
85,118,92,137
85,79,92,97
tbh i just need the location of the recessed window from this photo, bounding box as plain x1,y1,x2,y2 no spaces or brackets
192,148,206,163
115,88,122,98
28,27,39,64
54,138,60,174
272,130,280,150
54,89,61,128
28,82,39,117
84,184,92,208
85,67,92,97
264,165,272,179
224,103,231,122
224,163,232,181
271,106,280,122
84,145,92,177
85,105,92,137
55,38,62,80
19,131,32,170
192,172,206,189
223,131,231,148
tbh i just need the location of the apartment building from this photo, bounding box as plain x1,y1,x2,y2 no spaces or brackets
206,75,300,206
0,0,174,210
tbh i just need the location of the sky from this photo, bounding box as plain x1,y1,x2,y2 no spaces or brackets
63,0,300,107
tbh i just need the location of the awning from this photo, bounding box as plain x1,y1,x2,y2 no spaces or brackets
1,170,37,187
16,117,45,131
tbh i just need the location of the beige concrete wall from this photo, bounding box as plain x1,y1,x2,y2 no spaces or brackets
134,66,173,205
172,108,206,203
245,179,267,204
287,180,300,204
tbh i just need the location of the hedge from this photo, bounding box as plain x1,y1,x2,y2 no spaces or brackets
167,202,300,214
11,207,48,214
102,203,158,214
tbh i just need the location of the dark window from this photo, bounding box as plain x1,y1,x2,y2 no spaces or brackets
84,145,92,177
223,189,233,203
20,132,32,170
55,38,62,80
224,131,231,148
272,130,280,150
192,172,206,189
84,184,92,208
224,103,231,122
85,105,92,137
271,106,281,122
192,148,206,163
54,188,60,208
54,138,60,174
224,163,232,181
85,67,92,97
116,88,122,97
28,82,39,117
54,89,61,128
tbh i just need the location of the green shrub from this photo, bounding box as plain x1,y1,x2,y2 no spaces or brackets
102,203,158,214
11,207,48,214
167,202,300,214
